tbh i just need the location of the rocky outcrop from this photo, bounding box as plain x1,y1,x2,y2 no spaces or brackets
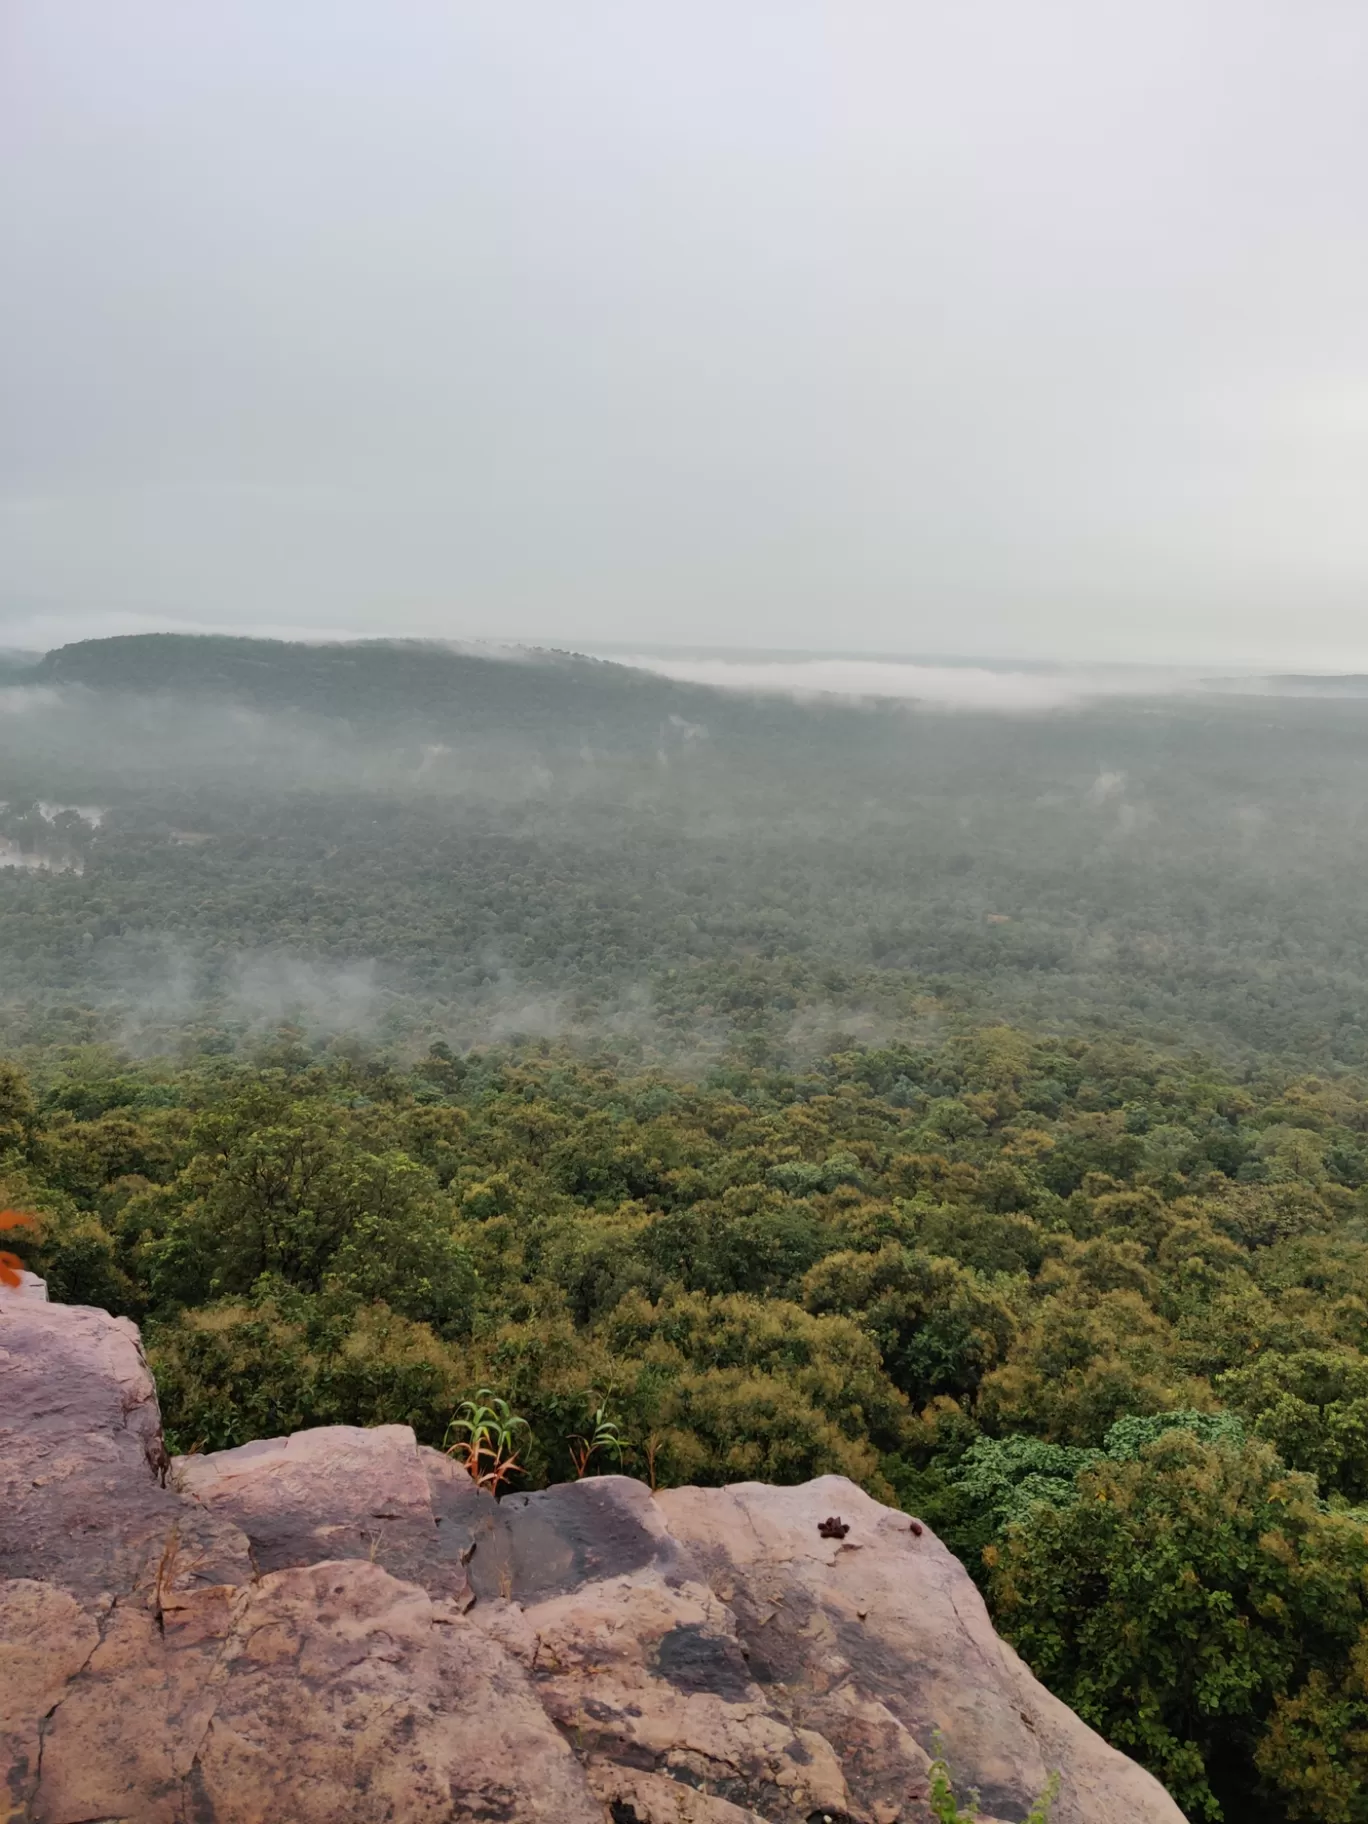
0,1295,1185,1824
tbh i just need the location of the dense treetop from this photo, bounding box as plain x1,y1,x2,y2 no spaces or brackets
8,635,1368,1818
6,1022,1368,1819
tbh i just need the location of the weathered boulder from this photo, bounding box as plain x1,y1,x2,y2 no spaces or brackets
0,1296,1185,1824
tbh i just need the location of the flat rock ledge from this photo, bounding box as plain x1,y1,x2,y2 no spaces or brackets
0,1295,1183,1824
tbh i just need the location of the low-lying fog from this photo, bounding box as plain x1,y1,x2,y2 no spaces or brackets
3,633,1368,1070
596,651,1368,710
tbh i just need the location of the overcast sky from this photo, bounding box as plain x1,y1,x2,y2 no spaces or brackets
5,3,1368,665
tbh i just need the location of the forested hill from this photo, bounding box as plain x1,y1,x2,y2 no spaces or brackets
35,633,714,747
20,631,914,792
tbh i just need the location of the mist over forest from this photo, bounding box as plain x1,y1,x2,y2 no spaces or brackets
15,636,1368,1818
1,632,1367,1068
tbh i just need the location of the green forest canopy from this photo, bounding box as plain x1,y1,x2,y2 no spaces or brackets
9,637,1368,1818
5,1027,1368,1820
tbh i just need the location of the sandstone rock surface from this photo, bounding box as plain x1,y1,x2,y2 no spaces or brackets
0,1296,1185,1824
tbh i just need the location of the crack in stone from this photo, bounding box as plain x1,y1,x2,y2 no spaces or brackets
29,1594,119,1810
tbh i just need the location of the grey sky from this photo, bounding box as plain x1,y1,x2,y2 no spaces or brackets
5,3,1368,665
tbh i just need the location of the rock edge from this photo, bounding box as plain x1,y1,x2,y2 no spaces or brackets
0,1296,1183,1824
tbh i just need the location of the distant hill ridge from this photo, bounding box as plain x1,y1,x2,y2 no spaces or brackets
41,631,666,701
34,631,721,745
